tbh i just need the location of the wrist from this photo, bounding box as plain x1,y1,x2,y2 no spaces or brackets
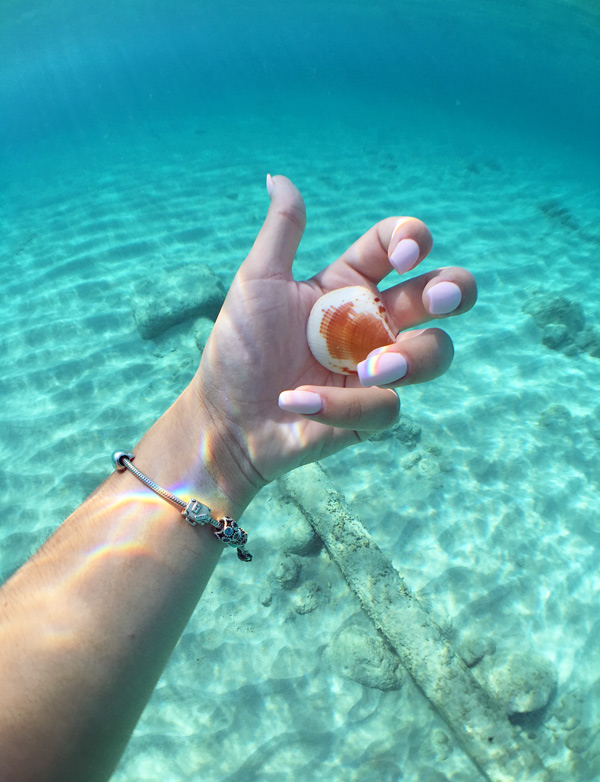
127,384,260,521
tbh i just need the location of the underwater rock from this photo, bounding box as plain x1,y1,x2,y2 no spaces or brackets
538,200,579,232
193,316,214,352
575,325,600,359
586,332,600,359
542,323,570,351
399,451,444,493
474,652,557,716
428,729,453,762
564,727,596,754
292,579,330,614
552,689,584,731
353,755,402,780
468,453,499,482
523,291,600,361
130,262,226,339
273,554,302,590
456,630,496,668
281,503,323,557
261,553,303,604
522,292,584,334
417,770,451,782
370,414,422,447
537,403,572,431
584,405,600,441
326,624,405,691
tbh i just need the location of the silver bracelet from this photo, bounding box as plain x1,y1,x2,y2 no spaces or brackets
111,451,252,562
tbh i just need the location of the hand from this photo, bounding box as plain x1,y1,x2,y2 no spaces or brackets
188,175,477,508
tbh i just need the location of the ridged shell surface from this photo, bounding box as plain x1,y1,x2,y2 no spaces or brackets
306,286,396,374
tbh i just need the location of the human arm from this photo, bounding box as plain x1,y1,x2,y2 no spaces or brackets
0,176,476,781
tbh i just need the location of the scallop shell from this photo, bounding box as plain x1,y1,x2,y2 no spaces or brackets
306,286,396,374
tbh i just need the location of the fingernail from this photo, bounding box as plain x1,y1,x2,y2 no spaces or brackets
389,238,420,274
427,281,462,314
366,344,396,359
357,352,408,386
278,389,322,414
266,173,275,197
391,217,412,240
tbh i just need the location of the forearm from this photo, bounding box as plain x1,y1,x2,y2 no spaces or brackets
0,386,253,782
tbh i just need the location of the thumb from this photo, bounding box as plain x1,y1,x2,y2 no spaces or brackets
242,175,307,279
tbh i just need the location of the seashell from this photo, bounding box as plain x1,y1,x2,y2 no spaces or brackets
306,286,396,374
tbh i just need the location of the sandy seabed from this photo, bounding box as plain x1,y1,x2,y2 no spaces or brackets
1,108,600,780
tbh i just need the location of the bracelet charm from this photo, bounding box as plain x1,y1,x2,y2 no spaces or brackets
111,451,252,562
183,499,212,527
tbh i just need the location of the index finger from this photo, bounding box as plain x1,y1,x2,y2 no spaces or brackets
310,216,434,291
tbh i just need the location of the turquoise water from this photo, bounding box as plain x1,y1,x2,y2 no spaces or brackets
1,1,600,780
2,0,599,183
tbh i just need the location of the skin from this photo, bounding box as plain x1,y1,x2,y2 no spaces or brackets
0,176,476,781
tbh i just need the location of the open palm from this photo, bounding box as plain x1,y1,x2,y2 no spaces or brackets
192,175,476,493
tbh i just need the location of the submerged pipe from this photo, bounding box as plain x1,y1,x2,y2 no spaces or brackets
281,463,552,782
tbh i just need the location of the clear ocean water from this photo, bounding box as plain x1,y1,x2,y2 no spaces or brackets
1,1,599,780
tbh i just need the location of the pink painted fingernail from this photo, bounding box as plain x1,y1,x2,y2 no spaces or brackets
366,345,396,359
357,352,408,386
278,389,323,414
427,281,462,314
389,238,420,274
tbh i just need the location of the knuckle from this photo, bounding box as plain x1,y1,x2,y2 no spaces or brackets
276,201,306,232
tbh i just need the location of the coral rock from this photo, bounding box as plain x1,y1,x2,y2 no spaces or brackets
131,262,225,339
474,651,557,716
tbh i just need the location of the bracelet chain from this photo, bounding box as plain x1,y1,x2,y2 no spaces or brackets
111,451,252,562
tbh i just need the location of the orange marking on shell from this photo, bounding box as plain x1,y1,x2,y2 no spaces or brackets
306,286,396,375
319,302,393,367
